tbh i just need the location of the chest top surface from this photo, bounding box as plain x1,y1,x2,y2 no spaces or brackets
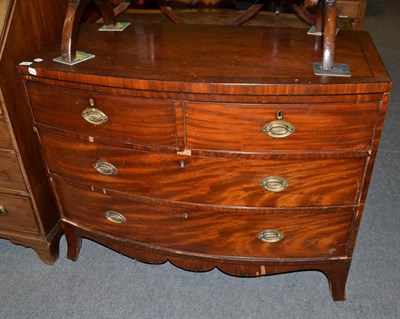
18,23,391,95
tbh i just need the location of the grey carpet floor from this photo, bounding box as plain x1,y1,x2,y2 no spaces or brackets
1,0,399,318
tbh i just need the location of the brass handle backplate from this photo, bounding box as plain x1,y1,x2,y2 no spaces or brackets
93,160,118,176
0,205,7,217
262,120,295,138
82,107,108,125
257,229,284,243
105,210,126,224
259,176,289,192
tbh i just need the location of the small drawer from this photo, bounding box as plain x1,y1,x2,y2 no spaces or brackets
26,82,177,147
0,120,14,150
0,154,27,192
185,101,378,152
54,178,354,259
41,133,366,207
0,193,38,233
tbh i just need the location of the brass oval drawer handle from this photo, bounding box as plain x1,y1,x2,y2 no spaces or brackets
259,176,289,192
0,205,7,217
105,210,126,224
262,120,295,138
93,160,118,176
82,107,108,125
257,229,284,243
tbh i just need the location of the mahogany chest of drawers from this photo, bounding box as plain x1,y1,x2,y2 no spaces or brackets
19,21,391,300
0,0,67,263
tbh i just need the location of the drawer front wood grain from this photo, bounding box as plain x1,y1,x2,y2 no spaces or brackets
185,101,378,152
0,154,26,191
0,193,38,233
54,178,353,259
0,119,14,150
41,133,366,207
26,82,177,147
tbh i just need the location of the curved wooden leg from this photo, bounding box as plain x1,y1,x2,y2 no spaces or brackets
292,4,315,26
61,0,115,63
321,262,351,301
292,0,323,31
157,0,185,24
227,4,263,26
96,0,130,23
63,223,82,261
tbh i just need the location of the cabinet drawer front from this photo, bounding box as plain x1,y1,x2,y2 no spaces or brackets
54,178,353,259
0,193,38,233
26,83,177,147
185,102,378,152
0,120,14,150
41,133,365,207
0,155,26,191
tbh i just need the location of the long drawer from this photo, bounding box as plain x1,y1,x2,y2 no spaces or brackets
0,119,14,150
41,133,366,207
185,101,378,152
0,154,27,191
0,193,38,233
54,178,354,259
26,82,177,147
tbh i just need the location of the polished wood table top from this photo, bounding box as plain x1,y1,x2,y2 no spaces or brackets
20,23,390,95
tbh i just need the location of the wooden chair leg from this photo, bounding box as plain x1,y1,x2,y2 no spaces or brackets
315,0,323,33
61,0,115,63
292,3,315,25
322,0,337,71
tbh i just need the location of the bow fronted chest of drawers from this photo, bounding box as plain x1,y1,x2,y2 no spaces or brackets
18,21,391,300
